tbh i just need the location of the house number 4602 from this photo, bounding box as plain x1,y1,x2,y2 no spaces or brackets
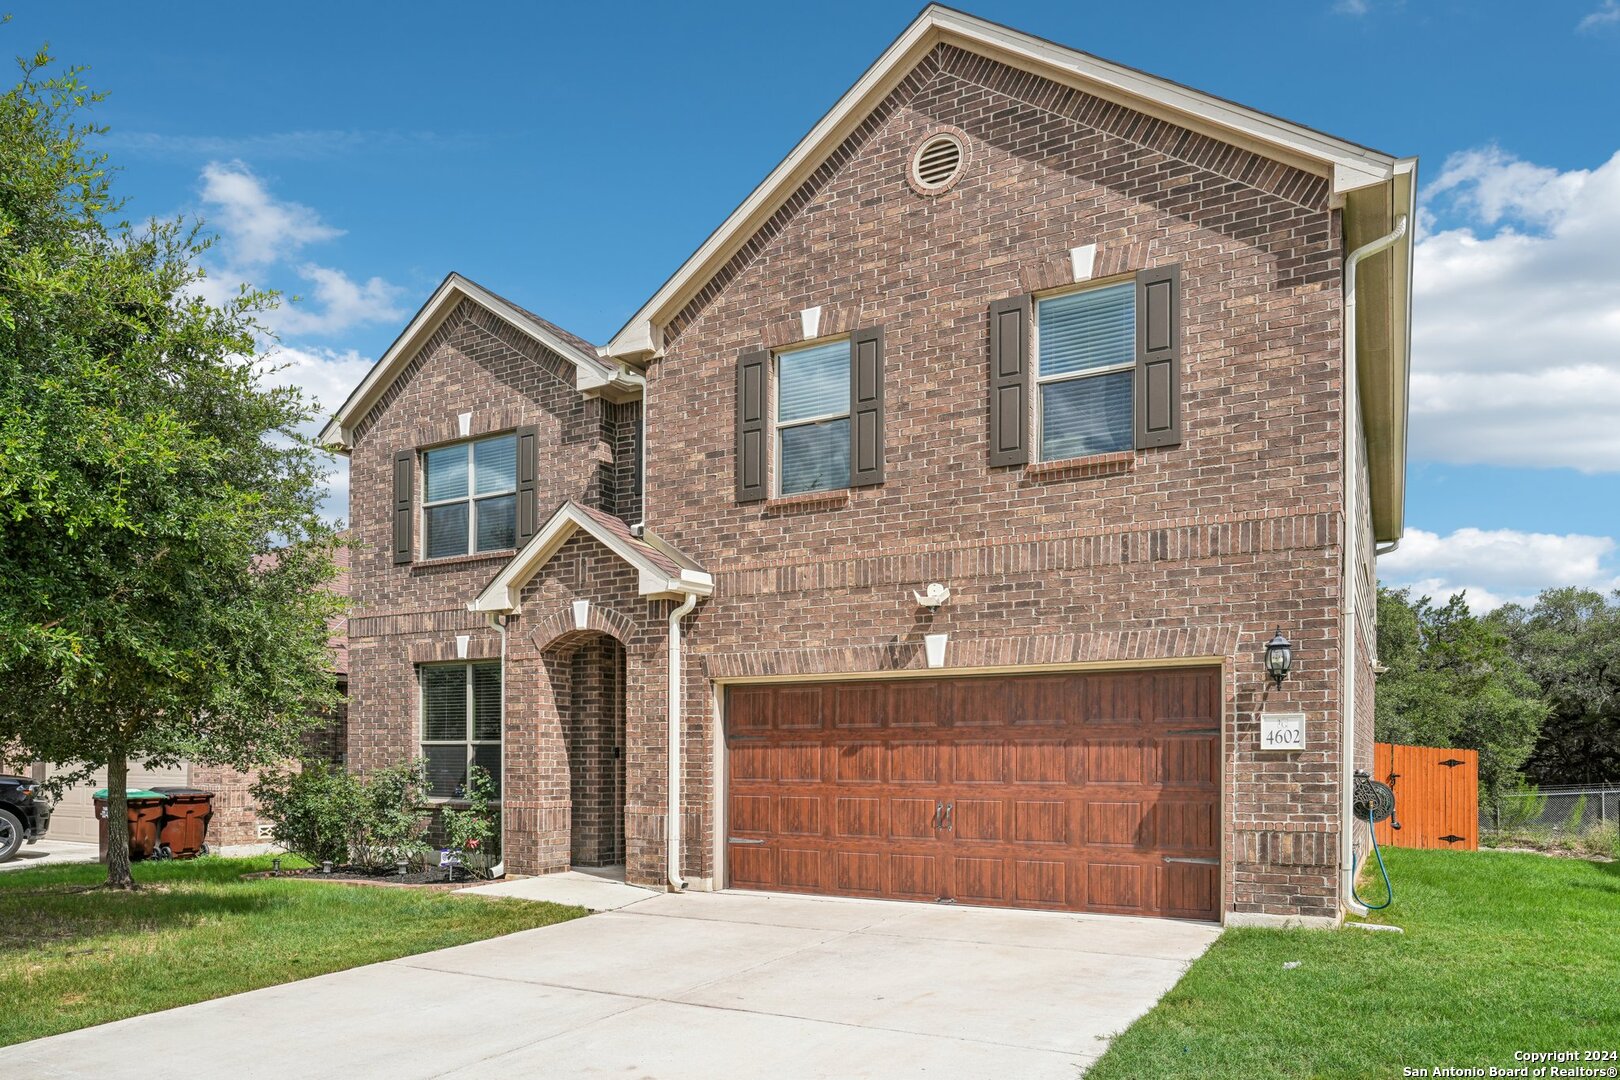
1260,713,1306,751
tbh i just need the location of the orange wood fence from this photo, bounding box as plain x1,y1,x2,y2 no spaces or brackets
1372,742,1479,851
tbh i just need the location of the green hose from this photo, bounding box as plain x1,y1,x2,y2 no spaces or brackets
1352,825,1394,911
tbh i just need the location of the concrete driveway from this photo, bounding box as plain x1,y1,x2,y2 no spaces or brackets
0,889,1220,1079
0,838,98,873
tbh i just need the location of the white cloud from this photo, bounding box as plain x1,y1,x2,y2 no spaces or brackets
1379,527,1620,611
1579,0,1620,31
276,265,405,338
1411,147,1620,472
255,345,375,527
199,160,340,267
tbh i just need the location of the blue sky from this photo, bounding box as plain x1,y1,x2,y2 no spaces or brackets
11,0,1620,610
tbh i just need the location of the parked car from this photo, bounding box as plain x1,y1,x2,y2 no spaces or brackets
0,773,52,861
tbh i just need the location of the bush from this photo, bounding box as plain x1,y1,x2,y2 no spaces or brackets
440,765,500,880
1493,780,1547,831
253,760,432,871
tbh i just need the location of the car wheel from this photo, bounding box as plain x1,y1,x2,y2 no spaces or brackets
0,809,23,862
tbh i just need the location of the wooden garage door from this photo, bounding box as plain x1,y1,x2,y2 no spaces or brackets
725,668,1220,921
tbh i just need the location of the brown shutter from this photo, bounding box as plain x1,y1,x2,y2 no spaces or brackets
987,295,1031,467
736,349,769,502
849,326,884,487
515,424,539,543
392,449,414,564
1135,264,1182,449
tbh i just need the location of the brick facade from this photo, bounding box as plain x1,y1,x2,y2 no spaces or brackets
337,37,1387,922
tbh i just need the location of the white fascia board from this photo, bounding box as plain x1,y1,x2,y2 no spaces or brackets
604,5,1400,360
321,273,615,450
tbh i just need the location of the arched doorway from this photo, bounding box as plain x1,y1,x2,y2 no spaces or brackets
552,632,627,869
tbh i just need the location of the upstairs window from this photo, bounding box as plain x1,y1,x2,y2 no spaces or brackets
775,339,850,495
1035,281,1136,460
421,662,501,800
422,434,517,558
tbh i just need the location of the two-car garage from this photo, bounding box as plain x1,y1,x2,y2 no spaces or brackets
724,667,1222,921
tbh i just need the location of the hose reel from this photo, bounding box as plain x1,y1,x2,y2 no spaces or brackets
1351,769,1396,911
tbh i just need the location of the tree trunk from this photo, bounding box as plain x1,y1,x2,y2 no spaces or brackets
104,754,136,890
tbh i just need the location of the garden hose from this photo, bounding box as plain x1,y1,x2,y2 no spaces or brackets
1352,771,1397,911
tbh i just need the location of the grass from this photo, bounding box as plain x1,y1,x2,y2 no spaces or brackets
1482,818,1619,861
0,855,585,1047
1088,847,1620,1080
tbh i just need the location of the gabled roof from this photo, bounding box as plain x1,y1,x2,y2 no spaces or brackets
318,273,640,451
470,501,713,613
602,3,1412,362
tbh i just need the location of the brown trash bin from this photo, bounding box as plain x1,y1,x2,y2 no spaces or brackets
151,787,214,859
92,789,169,862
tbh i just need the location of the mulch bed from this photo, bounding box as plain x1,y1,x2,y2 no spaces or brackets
239,867,503,891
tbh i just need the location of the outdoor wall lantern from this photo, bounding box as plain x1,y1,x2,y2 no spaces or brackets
1264,628,1293,688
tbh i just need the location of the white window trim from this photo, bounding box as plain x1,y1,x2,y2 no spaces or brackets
421,434,518,559
419,661,502,804
773,337,851,497
1033,279,1137,463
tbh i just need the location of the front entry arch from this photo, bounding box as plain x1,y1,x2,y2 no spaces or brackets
550,631,627,868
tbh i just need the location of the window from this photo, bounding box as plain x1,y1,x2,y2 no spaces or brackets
421,434,517,558
1035,281,1136,461
775,339,850,495
421,662,501,800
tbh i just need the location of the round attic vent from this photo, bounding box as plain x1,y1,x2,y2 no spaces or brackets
910,132,964,193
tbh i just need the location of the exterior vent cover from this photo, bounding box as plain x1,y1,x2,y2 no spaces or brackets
910,133,964,193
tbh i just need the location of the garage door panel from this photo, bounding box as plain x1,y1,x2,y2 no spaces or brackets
1086,862,1146,913
889,797,939,840
888,853,942,901
835,850,885,894
725,669,1219,921
834,742,882,783
952,798,1005,842
1085,739,1146,785
1011,799,1069,844
1157,735,1218,788
1085,800,1150,847
729,794,773,835
888,742,940,783
1152,800,1218,854
834,796,883,838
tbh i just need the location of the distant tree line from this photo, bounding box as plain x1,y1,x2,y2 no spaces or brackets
1375,586,1620,804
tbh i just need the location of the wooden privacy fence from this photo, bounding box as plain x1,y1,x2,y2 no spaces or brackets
1372,742,1479,851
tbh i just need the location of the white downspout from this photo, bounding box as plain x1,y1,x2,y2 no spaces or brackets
1341,213,1407,919
666,592,699,890
488,612,509,880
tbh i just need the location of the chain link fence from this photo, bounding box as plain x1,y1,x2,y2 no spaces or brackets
1481,784,1620,858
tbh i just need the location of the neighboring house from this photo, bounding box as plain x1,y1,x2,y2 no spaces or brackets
321,7,1414,927
40,540,351,849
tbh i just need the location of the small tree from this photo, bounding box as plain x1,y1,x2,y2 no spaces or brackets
0,50,342,888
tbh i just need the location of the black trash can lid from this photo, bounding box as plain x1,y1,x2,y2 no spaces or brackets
149,787,212,797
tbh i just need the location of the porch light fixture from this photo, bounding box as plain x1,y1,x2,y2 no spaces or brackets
1264,629,1293,688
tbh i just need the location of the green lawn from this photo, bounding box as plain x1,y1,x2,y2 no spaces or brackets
0,856,584,1047
1089,847,1620,1079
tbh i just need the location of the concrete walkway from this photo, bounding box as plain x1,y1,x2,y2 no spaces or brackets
0,838,98,872
0,889,1220,1079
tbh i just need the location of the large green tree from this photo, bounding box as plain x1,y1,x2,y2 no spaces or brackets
1491,588,1620,786
1373,588,1546,806
0,49,342,887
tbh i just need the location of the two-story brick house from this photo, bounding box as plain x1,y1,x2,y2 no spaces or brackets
321,7,1414,926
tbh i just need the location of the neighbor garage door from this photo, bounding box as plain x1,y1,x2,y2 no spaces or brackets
724,668,1221,921
44,762,191,844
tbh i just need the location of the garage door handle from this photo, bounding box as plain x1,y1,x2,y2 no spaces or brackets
942,802,953,831
728,837,766,845
932,802,944,829
1162,856,1218,865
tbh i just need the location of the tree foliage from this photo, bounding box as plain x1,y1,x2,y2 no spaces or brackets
0,48,342,887
1373,588,1546,805
1490,588,1620,786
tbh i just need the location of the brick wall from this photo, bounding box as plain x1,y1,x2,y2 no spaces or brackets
643,44,1351,918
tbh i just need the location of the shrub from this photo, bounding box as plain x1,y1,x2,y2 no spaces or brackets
1493,780,1547,831
251,761,359,866
253,760,432,871
441,765,500,880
